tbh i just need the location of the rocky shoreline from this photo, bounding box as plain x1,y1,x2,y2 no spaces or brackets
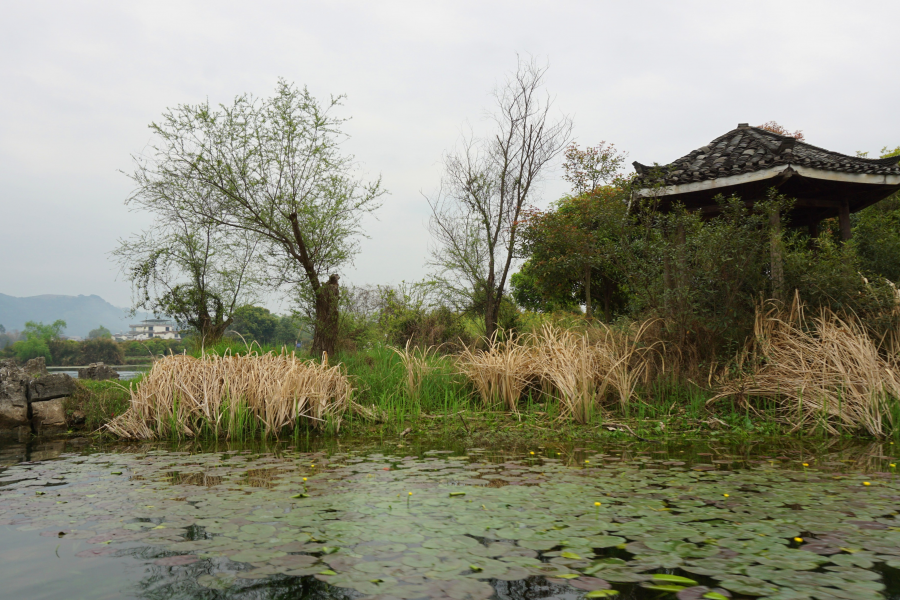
0,357,76,440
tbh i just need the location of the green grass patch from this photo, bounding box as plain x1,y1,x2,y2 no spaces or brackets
64,379,137,431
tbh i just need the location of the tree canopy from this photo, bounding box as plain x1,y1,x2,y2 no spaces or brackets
128,79,383,355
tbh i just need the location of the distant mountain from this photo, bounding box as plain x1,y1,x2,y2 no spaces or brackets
0,294,151,338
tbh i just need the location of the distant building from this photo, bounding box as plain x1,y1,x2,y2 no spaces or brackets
115,318,181,341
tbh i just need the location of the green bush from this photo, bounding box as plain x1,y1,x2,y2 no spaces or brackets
80,338,125,365
12,338,51,362
48,340,84,366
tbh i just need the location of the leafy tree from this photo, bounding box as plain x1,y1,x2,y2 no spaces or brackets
11,320,66,363
24,320,67,342
88,325,112,339
131,79,384,357
13,338,51,362
516,142,629,320
116,163,261,346
510,260,581,312
853,145,900,283
272,314,304,347
230,305,279,344
427,58,572,338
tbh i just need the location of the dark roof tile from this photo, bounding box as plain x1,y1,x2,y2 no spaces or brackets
634,125,900,186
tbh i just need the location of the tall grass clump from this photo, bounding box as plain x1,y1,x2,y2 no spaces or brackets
533,326,599,423
455,322,660,422
105,351,351,439
392,341,437,402
457,334,535,413
711,294,900,437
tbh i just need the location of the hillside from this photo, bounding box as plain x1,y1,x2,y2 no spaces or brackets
0,293,150,338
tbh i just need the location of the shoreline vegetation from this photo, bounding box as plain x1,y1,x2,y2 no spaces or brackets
56,296,900,443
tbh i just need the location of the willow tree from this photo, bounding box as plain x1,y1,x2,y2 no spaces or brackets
128,80,383,356
427,58,572,338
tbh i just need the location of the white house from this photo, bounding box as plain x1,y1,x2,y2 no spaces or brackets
118,318,181,341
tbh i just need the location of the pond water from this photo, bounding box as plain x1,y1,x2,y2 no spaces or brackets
46,365,150,381
1,436,899,600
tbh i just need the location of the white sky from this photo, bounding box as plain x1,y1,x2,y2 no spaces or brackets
2,0,898,310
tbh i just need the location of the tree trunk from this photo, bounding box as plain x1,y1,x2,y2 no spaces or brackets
584,264,592,319
484,292,497,341
311,275,340,358
484,268,499,340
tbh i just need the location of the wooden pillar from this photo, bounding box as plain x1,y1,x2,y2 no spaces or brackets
770,208,784,301
839,200,852,241
808,220,818,239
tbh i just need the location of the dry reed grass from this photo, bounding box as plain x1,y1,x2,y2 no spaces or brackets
711,294,900,437
105,351,351,439
457,334,535,412
455,323,661,422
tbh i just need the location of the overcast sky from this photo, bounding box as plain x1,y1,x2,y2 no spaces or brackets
2,0,898,311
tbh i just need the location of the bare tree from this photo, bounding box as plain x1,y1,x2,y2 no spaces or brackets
427,58,572,338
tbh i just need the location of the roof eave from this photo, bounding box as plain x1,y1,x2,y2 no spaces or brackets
635,165,900,198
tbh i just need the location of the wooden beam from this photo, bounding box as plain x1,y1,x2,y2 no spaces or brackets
839,199,852,241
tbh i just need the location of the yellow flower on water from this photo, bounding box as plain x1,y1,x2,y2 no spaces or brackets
723,494,729,497
802,463,809,467
863,481,871,486
311,464,315,468
529,451,535,455
303,477,307,482
891,464,896,468
408,492,413,496
594,502,601,507
585,460,590,464
794,537,803,543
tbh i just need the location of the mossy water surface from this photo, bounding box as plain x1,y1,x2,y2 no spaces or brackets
1,436,899,599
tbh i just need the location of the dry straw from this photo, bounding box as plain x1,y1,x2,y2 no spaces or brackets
105,351,351,439
456,323,660,422
457,333,534,413
711,294,900,437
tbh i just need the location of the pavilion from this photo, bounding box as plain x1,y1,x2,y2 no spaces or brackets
632,123,900,240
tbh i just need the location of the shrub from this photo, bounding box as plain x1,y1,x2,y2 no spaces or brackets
12,338,51,362
80,338,125,365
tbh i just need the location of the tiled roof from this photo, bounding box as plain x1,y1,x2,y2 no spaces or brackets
634,124,900,186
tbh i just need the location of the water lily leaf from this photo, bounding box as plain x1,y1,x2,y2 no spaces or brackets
653,574,698,585
675,587,732,600
643,583,687,592
588,535,627,548
197,573,235,590
584,591,619,598
569,577,611,591
717,576,778,596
